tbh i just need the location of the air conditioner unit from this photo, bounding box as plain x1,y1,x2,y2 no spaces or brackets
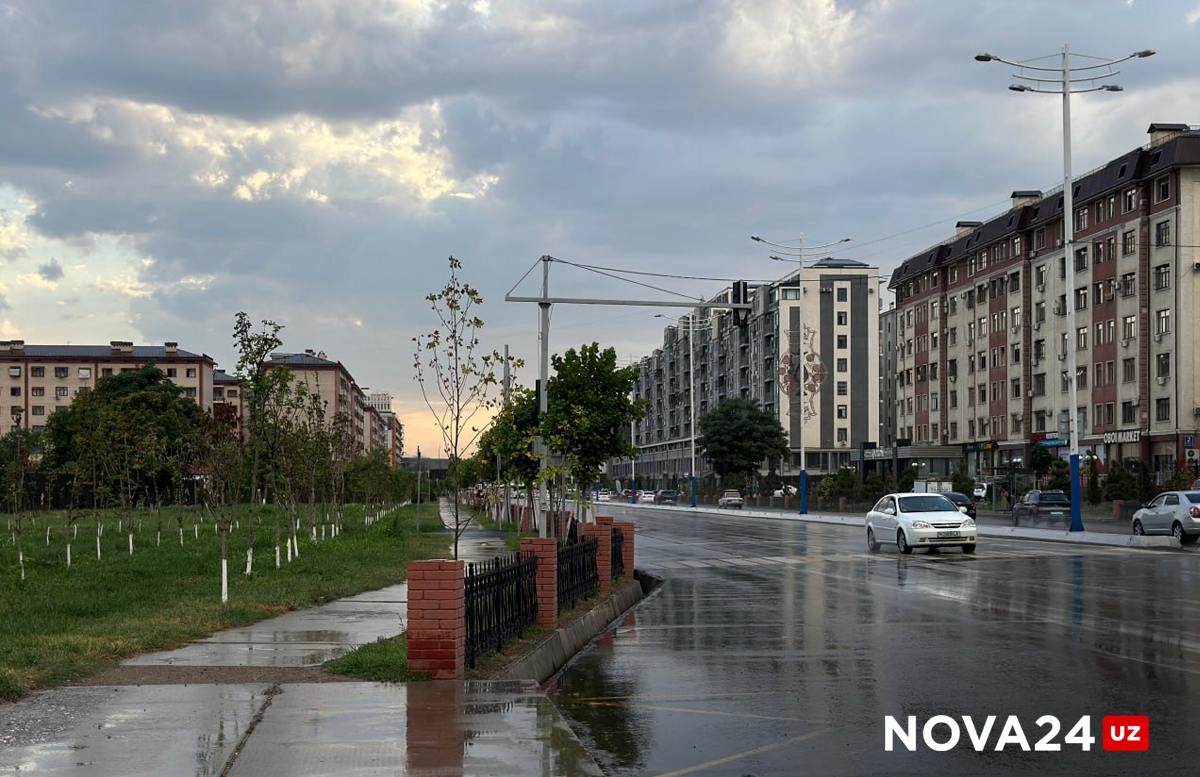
1027,390,1035,398
1121,338,1133,348
1154,333,1164,343
1036,284,1046,293
1156,376,1168,386
1057,353,1067,361
1034,321,1043,331
949,375,957,383
1011,324,1020,334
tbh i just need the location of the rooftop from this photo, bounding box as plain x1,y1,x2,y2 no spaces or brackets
0,342,208,360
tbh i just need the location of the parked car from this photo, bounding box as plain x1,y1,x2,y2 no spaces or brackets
597,489,611,503
638,490,656,504
773,485,798,497
654,489,678,505
1132,491,1200,543
866,492,976,555
973,482,988,500
718,490,744,509
1011,489,1071,525
944,491,977,520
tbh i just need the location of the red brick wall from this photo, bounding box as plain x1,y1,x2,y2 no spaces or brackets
406,560,465,680
584,517,614,596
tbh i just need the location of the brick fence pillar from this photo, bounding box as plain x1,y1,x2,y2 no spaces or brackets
406,560,465,680
593,516,613,596
613,521,635,575
520,538,558,629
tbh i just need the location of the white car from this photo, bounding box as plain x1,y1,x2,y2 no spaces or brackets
973,483,988,500
638,490,656,504
866,492,977,555
597,489,611,503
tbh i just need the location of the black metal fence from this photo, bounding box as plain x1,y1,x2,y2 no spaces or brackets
464,552,538,668
557,536,598,610
611,527,625,579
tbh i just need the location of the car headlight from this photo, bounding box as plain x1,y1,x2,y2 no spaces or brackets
961,518,975,528
912,520,932,529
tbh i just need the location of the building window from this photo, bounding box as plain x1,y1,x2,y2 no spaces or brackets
54,367,68,378
836,312,847,326
31,387,44,397
1154,264,1170,290
837,404,847,419
55,386,68,398
31,366,45,378
836,287,847,302
1157,353,1170,378
837,428,848,443
1155,175,1170,204
1076,327,1088,351
31,405,44,416
1120,272,1136,298
1155,220,1170,247
1122,401,1135,424
183,387,198,399
228,389,238,398
1073,248,1088,272
1121,230,1135,256
1123,358,1135,383
186,367,197,378
102,368,113,376
1123,188,1136,212
166,368,177,378
78,367,91,379
1156,309,1171,335
1074,287,1088,310
1156,397,1170,422
1034,228,1046,250
837,381,847,396
1074,208,1088,232
214,387,225,399
1008,377,1019,399
836,358,847,373
837,335,847,349
10,387,20,397
1033,373,1046,396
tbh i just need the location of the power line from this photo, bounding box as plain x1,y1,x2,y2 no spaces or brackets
550,256,702,301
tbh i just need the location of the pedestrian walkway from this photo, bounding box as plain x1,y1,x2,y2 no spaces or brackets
438,497,518,563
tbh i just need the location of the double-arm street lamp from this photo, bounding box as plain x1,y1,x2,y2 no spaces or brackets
751,234,851,514
976,44,1154,532
655,312,710,508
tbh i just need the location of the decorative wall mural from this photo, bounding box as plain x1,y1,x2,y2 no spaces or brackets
778,324,824,421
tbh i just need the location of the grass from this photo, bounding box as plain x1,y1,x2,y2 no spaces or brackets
0,502,449,702
472,510,538,551
324,635,427,683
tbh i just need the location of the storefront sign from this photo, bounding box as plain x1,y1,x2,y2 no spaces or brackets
1038,438,1067,448
1102,430,1141,444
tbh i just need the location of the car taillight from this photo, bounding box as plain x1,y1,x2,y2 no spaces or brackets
1190,506,1200,519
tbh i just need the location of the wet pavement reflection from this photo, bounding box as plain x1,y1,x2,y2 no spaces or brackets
551,505,1200,775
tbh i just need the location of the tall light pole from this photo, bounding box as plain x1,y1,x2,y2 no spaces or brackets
751,234,851,514
656,312,709,508
976,45,1154,533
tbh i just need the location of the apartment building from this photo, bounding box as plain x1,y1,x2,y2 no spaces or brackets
1,340,215,435
610,258,881,489
368,391,393,414
879,307,900,450
264,350,382,456
888,123,1200,482
212,369,245,436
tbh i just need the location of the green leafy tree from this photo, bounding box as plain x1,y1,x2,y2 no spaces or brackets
862,472,887,502
542,343,643,520
696,398,788,488
1103,459,1136,502
951,465,974,495
1028,444,1055,481
477,387,540,520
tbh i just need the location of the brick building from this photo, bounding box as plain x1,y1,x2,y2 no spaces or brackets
887,123,1200,482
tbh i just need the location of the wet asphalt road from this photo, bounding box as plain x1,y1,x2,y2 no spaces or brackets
550,505,1200,776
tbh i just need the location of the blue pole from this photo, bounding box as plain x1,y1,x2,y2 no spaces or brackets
798,470,809,514
690,475,697,508
1068,453,1084,532
630,478,637,504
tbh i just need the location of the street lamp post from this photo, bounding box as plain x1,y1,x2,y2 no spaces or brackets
656,312,708,508
976,45,1154,532
751,234,851,514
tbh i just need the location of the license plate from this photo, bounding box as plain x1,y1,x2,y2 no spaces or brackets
937,531,961,538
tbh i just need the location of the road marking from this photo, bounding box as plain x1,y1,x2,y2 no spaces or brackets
651,727,839,777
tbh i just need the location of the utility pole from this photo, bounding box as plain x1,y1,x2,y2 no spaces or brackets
415,446,422,533
975,44,1154,532
502,344,511,528
537,256,551,539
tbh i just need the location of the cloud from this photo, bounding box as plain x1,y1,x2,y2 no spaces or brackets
1188,2,1200,24
37,258,64,281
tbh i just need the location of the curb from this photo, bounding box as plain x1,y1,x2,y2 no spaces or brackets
623,503,1182,551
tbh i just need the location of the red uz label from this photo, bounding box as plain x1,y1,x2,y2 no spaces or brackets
1101,716,1149,752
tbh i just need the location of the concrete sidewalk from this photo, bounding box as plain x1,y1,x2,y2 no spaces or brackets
623,502,1182,550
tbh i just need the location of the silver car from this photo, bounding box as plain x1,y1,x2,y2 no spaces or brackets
1131,491,1200,543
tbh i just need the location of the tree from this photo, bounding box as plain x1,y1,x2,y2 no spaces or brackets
542,343,643,521
951,465,974,495
1103,459,1136,502
1,426,41,580
695,399,788,487
412,256,516,558
862,472,887,502
232,313,287,576
477,387,540,522
1028,444,1055,482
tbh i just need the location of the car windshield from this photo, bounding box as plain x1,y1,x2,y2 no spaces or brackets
659,491,676,497
1039,493,1070,505
898,495,958,513
944,492,968,503
723,491,739,497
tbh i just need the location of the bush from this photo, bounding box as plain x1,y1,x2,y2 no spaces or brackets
951,465,973,495
1103,460,1135,502
862,473,887,502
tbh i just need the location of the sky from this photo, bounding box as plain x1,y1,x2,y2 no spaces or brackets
2,0,1199,456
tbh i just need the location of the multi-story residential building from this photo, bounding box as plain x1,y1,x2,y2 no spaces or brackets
264,349,381,455
879,306,899,451
1,340,215,435
368,392,393,414
211,369,245,436
887,122,1200,483
609,258,881,489
378,410,404,467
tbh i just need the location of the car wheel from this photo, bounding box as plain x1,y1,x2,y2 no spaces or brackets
896,529,913,555
1133,520,1145,536
961,544,976,554
867,527,880,553
1172,522,1186,543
